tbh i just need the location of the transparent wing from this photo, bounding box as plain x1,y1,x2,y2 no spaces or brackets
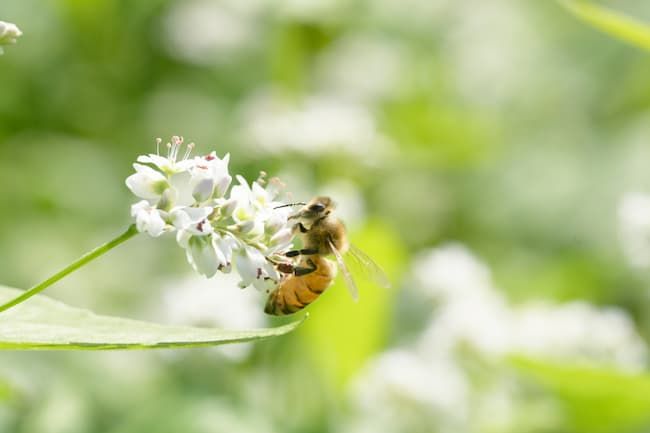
328,239,360,301
348,244,391,289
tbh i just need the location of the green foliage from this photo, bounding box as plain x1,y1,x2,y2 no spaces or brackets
558,0,650,51
299,220,407,386
2,1,650,431
513,356,650,433
0,286,303,350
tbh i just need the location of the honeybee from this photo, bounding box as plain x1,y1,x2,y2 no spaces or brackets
265,196,390,315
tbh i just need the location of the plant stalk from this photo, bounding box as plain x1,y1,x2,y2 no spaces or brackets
0,225,139,313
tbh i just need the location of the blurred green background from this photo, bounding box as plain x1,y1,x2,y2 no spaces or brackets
3,1,650,432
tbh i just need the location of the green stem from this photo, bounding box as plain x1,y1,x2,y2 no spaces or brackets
0,225,139,314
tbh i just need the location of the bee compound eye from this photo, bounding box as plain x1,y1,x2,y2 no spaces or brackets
309,203,325,212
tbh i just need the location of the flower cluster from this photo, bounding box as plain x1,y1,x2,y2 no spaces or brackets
0,21,22,54
126,137,294,291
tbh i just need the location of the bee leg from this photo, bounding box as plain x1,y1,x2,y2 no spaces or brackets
286,248,319,258
292,222,309,234
276,262,295,274
294,259,317,276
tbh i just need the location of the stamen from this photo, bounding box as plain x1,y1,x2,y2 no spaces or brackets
271,177,285,187
183,142,195,161
166,141,172,158
170,136,182,162
256,171,268,185
156,138,162,155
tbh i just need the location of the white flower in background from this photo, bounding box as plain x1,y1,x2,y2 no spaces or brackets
162,0,258,65
413,243,648,368
126,136,295,290
412,243,493,302
349,243,649,433
316,35,405,103
418,292,513,358
445,0,544,108
272,0,345,23
241,90,391,160
513,302,648,370
618,192,650,268
349,349,468,433
0,21,22,54
160,273,266,360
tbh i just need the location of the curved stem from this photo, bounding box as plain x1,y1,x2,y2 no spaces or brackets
0,225,139,314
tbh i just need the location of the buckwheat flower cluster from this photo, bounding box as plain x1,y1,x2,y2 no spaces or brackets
126,137,294,291
0,21,22,54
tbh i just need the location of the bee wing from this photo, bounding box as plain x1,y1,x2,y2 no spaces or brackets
348,244,391,289
328,239,360,302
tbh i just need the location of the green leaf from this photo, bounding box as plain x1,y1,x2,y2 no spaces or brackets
512,356,650,433
0,286,305,350
558,0,650,51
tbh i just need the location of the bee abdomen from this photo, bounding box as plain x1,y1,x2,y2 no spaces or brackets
264,279,320,316
264,257,335,316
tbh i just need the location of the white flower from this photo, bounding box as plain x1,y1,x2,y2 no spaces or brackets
316,35,404,103
186,235,221,278
0,21,22,54
346,243,649,433
618,192,650,268
233,245,280,292
351,349,469,431
162,0,258,66
131,200,168,237
125,163,169,200
126,136,296,290
412,243,648,368
170,206,213,232
191,151,232,199
242,91,391,160
137,136,196,175
512,301,648,370
412,243,493,302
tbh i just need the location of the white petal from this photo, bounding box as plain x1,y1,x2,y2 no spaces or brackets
169,171,194,207
137,154,172,171
193,177,215,202
270,228,293,248
234,246,267,289
157,187,177,211
145,210,167,237
131,201,169,237
176,229,192,247
214,233,237,264
188,236,219,278
170,206,212,230
233,248,256,288
214,174,232,198
252,181,270,208
265,213,287,234
126,164,168,200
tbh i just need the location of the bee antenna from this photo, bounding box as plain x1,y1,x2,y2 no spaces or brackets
274,202,306,209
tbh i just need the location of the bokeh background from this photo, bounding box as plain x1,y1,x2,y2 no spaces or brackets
3,0,650,432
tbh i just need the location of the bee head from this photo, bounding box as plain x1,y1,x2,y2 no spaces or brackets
292,196,335,220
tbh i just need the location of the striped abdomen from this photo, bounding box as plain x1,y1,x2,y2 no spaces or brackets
265,256,336,315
